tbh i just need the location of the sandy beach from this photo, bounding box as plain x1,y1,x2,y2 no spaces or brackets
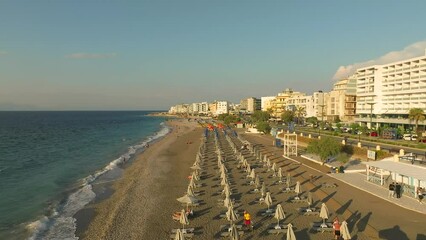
78,120,426,240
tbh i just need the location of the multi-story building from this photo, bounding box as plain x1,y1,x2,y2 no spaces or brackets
246,97,261,113
355,51,426,129
271,88,305,118
326,76,357,122
168,104,189,115
261,96,276,112
216,101,229,115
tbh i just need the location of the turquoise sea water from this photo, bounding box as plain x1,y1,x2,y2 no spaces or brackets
0,111,169,239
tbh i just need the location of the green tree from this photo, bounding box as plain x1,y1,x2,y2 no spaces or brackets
306,117,318,127
307,137,341,164
281,110,295,125
294,106,306,125
256,121,271,134
408,108,425,135
251,111,270,123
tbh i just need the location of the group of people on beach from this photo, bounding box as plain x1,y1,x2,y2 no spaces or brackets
388,182,403,199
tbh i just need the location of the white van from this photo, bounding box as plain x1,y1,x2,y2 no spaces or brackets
403,134,418,141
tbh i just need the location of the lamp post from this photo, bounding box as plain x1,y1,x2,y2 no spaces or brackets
367,102,376,130
318,90,325,137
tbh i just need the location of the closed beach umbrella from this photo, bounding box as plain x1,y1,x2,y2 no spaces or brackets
220,169,227,180
230,223,240,240
191,171,199,181
260,182,266,198
307,192,313,210
266,159,271,169
246,164,251,174
265,192,273,210
272,162,277,172
278,167,283,182
226,206,238,224
249,169,256,179
254,175,260,189
286,223,296,240
286,173,291,190
319,203,330,227
295,181,301,199
223,183,231,196
190,164,201,171
179,209,189,231
274,204,286,226
189,177,197,189
174,228,184,240
221,176,228,186
263,155,267,162
224,195,231,208
341,220,351,240
187,185,195,197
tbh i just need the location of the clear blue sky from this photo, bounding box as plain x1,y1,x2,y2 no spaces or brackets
1,0,426,110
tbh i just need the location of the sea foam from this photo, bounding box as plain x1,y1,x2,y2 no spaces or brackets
27,123,171,239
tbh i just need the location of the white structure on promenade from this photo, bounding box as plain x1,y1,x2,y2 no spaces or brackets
356,51,426,129
168,104,189,114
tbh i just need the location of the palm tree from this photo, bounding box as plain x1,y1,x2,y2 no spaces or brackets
295,106,306,125
408,108,425,135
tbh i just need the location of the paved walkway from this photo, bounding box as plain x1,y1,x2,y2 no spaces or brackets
301,154,426,214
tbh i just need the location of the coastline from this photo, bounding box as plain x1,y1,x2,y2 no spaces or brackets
77,119,201,239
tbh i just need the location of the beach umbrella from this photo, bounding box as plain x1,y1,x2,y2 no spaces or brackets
189,178,197,189
220,169,227,180
249,169,256,179
223,183,231,196
260,182,266,198
307,192,313,211
221,176,228,186
254,175,260,190
226,206,238,224
341,220,351,240
179,209,189,232
286,173,291,190
229,223,240,240
177,194,198,212
272,162,277,172
294,181,301,200
224,195,232,208
274,204,286,227
278,167,283,182
266,159,272,170
191,171,199,181
319,203,330,228
286,223,296,240
174,228,184,240
187,185,195,197
246,164,251,174
190,164,201,171
265,192,273,210
263,155,267,162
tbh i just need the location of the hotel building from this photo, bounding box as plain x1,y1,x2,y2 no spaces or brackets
355,51,426,129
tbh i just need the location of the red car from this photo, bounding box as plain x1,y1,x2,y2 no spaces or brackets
370,131,378,137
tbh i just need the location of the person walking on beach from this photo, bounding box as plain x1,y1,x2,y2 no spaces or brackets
417,187,424,204
388,182,395,198
243,210,252,230
395,182,402,199
333,217,341,240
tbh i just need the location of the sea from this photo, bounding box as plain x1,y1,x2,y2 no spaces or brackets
0,111,170,239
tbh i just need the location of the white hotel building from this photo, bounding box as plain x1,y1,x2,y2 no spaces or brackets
356,51,426,129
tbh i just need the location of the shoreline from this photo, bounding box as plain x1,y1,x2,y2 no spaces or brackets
77,119,201,239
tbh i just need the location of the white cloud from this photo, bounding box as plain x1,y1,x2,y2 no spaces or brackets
65,52,117,59
332,40,426,80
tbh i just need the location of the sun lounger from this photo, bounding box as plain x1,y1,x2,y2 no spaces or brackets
267,228,287,235
290,197,307,203
169,232,194,239
311,222,333,232
260,209,275,217
283,188,294,193
322,182,337,188
171,228,195,233
220,230,244,237
220,224,243,230
298,207,319,216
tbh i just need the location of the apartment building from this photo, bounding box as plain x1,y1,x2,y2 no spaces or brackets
326,76,357,122
356,51,426,129
261,96,276,111
216,101,229,115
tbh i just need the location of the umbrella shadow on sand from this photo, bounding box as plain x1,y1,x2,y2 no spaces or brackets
336,199,352,215
322,191,337,203
356,212,372,232
379,225,409,240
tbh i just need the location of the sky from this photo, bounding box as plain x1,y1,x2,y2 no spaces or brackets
1,0,426,110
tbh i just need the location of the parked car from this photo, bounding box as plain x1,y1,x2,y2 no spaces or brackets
403,134,418,141
370,131,378,137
